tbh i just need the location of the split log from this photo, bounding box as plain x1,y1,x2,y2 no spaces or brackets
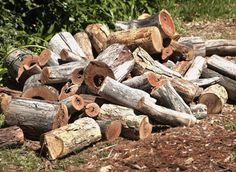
173,60,192,76
58,82,80,100
205,39,236,56
207,54,236,80
132,47,181,78
151,79,192,114
48,32,86,58
201,68,236,101
39,48,60,67
98,77,197,126
108,27,163,55
0,126,24,148
79,103,100,118
60,48,88,62
115,9,175,38
184,56,206,80
60,95,84,116
85,24,110,54
178,37,206,57
190,104,208,120
1,95,68,139
98,104,152,140
40,117,101,160
23,74,41,91
190,77,220,87
199,84,228,114
0,87,22,97
74,32,94,60
96,120,122,141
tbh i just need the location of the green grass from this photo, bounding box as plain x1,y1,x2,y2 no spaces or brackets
224,121,236,132
0,114,5,127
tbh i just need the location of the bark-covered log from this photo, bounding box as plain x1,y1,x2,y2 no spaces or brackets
173,60,192,76
71,67,85,85
190,77,220,87
207,54,236,80
81,102,100,118
58,82,80,100
115,9,175,39
201,68,236,101
199,84,228,114
0,126,24,148
79,94,107,107
108,27,163,55
85,24,110,54
190,103,208,120
0,87,22,97
184,56,206,81
1,95,68,139
60,48,88,62
98,104,152,140
40,117,101,160
151,79,192,114
39,48,60,67
23,74,41,91
60,95,84,116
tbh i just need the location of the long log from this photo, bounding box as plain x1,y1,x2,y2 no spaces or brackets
60,95,84,116
40,117,101,160
201,68,236,101
108,27,163,55
190,77,220,87
98,77,197,126
98,104,152,140
1,95,68,139
39,48,60,67
207,54,236,80
199,84,228,114
0,126,24,148
115,9,175,38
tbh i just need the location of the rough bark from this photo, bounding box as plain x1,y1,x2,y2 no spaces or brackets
190,77,220,87
173,60,192,76
190,103,208,120
39,48,60,67
60,95,84,116
0,87,22,97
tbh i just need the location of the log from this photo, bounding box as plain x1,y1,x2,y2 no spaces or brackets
184,56,206,81
81,102,100,118
205,39,236,56
98,104,152,140
178,37,206,57
48,32,86,58
0,126,24,148
74,32,94,60
60,48,88,62
199,84,228,114
190,104,208,120
151,79,192,114
23,74,41,91
58,82,80,100
1,95,68,139
98,77,197,126
207,54,236,80
173,60,192,76
85,24,110,54
96,120,122,141
201,68,236,101
115,9,175,38
60,95,84,116
38,48,60,67
17,64,42,84
80,94,107,106
108,27,163,54
161,46,173,61
0,87,22,97
40,117,101,160
71,67,85,85
190,77,220,87
163,60,175,70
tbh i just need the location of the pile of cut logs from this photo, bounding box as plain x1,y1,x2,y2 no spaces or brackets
1,9,236,160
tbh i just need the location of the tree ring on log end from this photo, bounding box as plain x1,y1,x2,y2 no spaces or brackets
151,27,163,53
71,68,84,85
71,95,84,111
105,120,122,141
85,103,100,118
199,93,222,114
159,9,175,38
58,82,79,100
139,117,152,139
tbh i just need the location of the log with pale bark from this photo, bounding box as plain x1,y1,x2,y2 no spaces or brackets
60,95,84,116
108,27,163,55
173,60,192,76
60,48,88,62
39,48,60,67
1,95,68,139
40,117,101,160
58,82,80,100
85,24,110,54
98,77,197,126
201,68,236,101
98,104,152,140
0,87,22,97
190,77,220,87
184,56,206,81
205,39,236,56
207,54,236,80
151,79,192,114
0,126,24,148
199,84,228,114
115,9,175,38
190,103,208,120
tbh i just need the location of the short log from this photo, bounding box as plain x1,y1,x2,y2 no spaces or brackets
190,103,208,120
60,95,84,116
39,48,60,67
79,102,100,118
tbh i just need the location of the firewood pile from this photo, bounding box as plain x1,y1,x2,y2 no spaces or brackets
1,9,236,160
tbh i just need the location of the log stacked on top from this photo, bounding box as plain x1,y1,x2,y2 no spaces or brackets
1,9,236,160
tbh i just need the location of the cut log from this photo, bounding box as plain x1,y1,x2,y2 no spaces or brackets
98,77,197,126
1,95,68,139
115,9,175,38
161,46,173,61
173,60,192,76
190,103,208,120
98,104,152,140
0,126,24,148
71,67,85,85
17,64,42,84
39,48,60,67
48,32,86,58
201,68,236,101
40,61,88,84
0,87,22,97
207,54,236,80
60,48,88,62
60,95,84,116
151,79,192,114
23,74,41,91
178,37,206,57
190,77,220,87
132,47,181,78
74,32,94,60
96,120,122,141
80,94,107,106
108,27,163,54
82,102,100,118
40,117,101,160
184,56,206,80
85,24,110,54
58,82,80,100
199,84,228,114
205,39,236,56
